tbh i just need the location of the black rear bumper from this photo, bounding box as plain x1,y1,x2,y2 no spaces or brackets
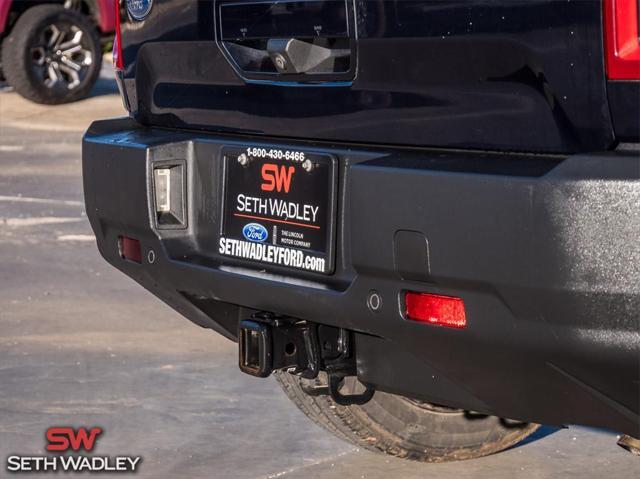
83,118,640,437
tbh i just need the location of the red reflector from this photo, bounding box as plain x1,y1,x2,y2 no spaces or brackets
113,0,124,71
118,236,141,263
405,292,467,329
604,0,640,79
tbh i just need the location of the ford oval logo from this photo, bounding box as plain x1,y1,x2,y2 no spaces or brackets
126,0,154,21
242,223,268,243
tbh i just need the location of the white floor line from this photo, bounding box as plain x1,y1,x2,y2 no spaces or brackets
0,195,83,207
0,145,25,152
2,217,83,227
57,234,95,241
261,450,355,479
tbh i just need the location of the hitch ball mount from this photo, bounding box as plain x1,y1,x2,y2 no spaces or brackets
239,313,375,406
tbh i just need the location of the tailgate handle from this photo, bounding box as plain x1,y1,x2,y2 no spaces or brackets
267,39,350,75
217,0,356,82
226,38,351,76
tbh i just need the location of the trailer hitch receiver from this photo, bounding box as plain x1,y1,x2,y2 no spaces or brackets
238,314,375,405
238,320,273,378
239,313,320,379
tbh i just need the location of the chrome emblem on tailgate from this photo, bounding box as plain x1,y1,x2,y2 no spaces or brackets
126,0,153,21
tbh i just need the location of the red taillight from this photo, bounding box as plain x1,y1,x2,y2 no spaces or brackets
113,0,124,71
604,0,640,80
405,292,467,329
118,236,141,263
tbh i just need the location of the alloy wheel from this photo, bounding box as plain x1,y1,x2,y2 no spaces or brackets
30,22,93,91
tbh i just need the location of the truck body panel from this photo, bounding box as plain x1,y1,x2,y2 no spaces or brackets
119,0,618,153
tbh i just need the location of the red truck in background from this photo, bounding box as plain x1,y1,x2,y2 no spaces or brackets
0,0,116,104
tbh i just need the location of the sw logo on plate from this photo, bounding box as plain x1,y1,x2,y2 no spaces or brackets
242,223,268,243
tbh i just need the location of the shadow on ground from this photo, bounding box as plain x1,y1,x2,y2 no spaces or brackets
87,76,119,98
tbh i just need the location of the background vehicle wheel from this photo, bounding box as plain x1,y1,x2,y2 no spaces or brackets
1,5,102,105
275,371,540,462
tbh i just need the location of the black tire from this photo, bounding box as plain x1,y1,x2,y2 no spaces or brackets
1,5,102,104
275,371,539,462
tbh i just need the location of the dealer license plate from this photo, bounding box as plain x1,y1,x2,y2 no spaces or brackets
220,146,336,274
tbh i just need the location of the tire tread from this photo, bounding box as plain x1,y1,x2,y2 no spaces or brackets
274,371,539,462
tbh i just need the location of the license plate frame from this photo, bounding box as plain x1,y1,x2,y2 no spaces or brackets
219,146,337,275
